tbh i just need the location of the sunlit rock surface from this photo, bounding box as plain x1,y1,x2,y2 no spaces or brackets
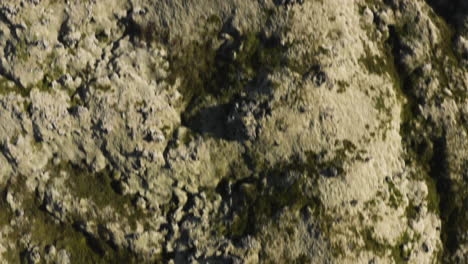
0,0,466,263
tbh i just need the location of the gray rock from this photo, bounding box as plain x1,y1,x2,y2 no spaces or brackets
0,0,465,263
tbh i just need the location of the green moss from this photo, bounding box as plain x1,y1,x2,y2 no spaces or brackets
374,94,387,113
371,12,444,219
405,202,418,221
336,80,349,93
362,227,388,256
386,9,466,261
16,39,29,62
181,129,195,145
0,172,140,264
165,17,221,103
60,164,132,217
360,226,414,263
292,254,312,264
386,180,404,209
0,192,12,228
391,231,413,264
359,53,389,75
427,9,466,103
34,74,55,93
288,49,322,77
425,175,440,214
219,150,345,239
170,30,286,107
206,14,222,25
27,209,136,264
94,84,112,92
95,30,110,44
165,18,289,136
0,77,29,97
161,125,172,138
44,161,148,230
229,210,249,238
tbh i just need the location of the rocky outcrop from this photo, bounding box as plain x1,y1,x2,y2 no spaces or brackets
0,0,465,263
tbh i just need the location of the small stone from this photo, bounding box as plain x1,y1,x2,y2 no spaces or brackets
443,88,452,96
304,65,328,87
91,152,106,172
135,196,147,210
145,127,165,142
56,249,70,264
118,181,130,195
112,170,122,180
27,246,41,264
6,192,16,210
46,245,56,256
52,156,61,166
401,243,412,260
363,7,374,24
314,71,328,86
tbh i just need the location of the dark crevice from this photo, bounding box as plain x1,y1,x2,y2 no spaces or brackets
0,67,25,91
72,221,140,263
159,182,184,262
181,101,231,139
424,0,468,28
0,9,24,40
72,221,107,257
429,136,456,255
212,152,331,243
161,12,287,141
386,10,464,261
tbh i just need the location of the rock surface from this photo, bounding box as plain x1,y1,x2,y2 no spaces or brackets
0,0,466,263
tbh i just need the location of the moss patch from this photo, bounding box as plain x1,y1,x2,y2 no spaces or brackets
0,172,140,263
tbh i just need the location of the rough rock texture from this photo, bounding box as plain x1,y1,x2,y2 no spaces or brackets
0,0,466,263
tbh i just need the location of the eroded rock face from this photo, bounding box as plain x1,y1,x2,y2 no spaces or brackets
0,0,466,263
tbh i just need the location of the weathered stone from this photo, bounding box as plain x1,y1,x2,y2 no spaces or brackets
0,0,465,263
